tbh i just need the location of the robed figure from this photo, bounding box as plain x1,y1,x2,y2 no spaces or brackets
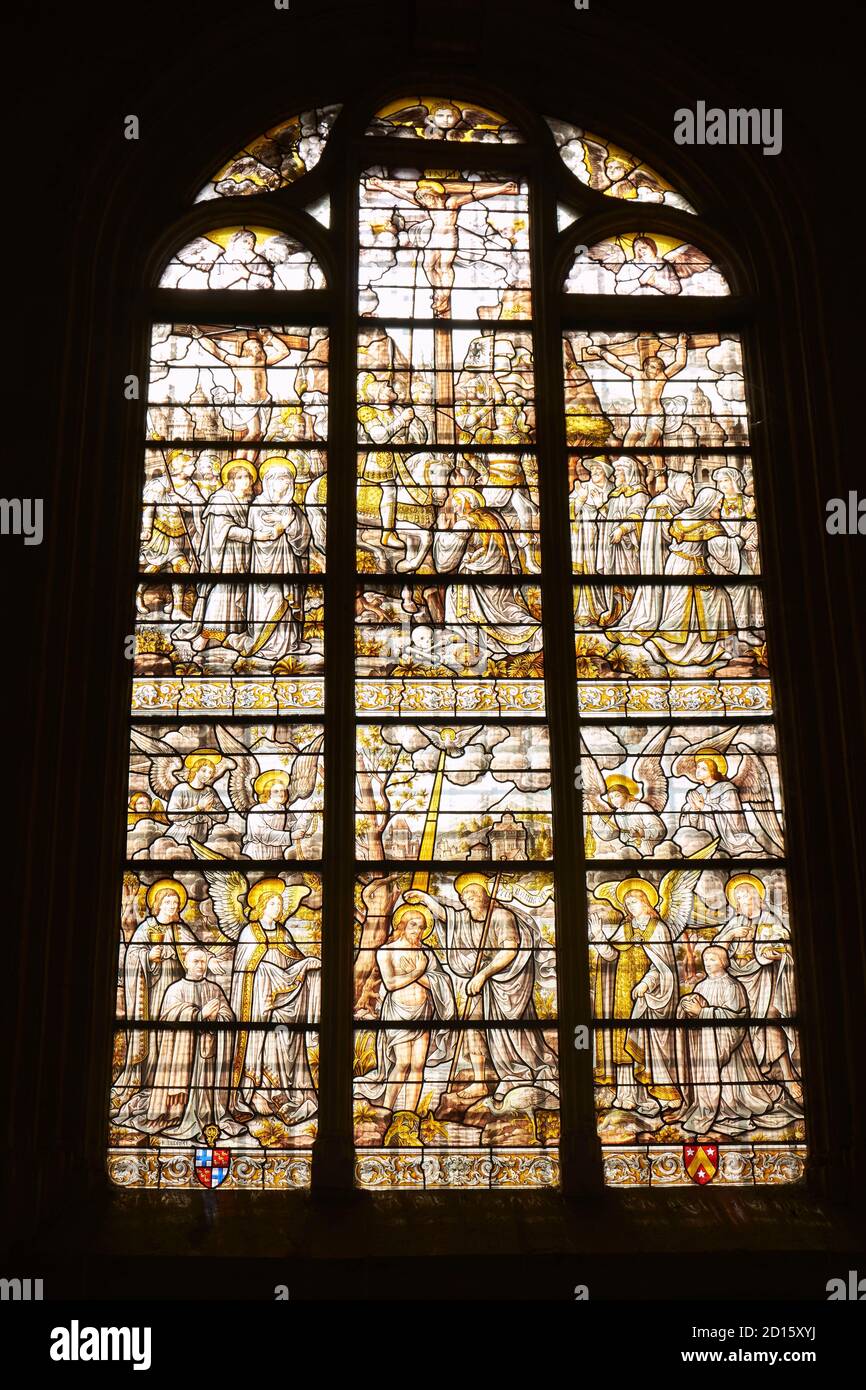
203,872,321,1129
672,947,797,1135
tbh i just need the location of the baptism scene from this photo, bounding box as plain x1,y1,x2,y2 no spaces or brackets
353,869,560,1189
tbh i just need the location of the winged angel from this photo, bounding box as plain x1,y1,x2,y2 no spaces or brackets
129,726,323,859
203,868,320,1128
580,725,783,859
569,235,714,296
588,846,720,1118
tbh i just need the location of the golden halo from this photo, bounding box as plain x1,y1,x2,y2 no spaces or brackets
184,750,222,774
392,903,435,936
247,878,289,921
259,455,297,480
254,768,290,798
605,774,639,797
454,872,491,895
725,873,766,906
416,179,445,193
220,457,259,485
615,877,659,909
452,487,485,510
694,748,728,777
146,878,188,913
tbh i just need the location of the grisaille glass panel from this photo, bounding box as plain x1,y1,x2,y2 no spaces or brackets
546,116,696,212
134,580,324,681
358,169,531,319
565,235,728,297
366,97,523,142
579,722,783,861
586,866,795,1018
126,722,324,860
563,330,748,449
194,106,342,200
353,868,558,1189
160,228,325,290
358,326,535,446
357,450,540,575
148,323,329,443
569,453,759,577
109,867,322,1188
574,584,767,680
355,723,552,860
140,448,326,575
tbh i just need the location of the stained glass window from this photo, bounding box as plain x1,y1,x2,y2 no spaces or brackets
109,94,806,1193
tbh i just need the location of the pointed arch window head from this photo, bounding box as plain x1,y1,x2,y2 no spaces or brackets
564,235,729,297
160,228,326,291
546,116,696,213
194,105,342,201
366,96,523,143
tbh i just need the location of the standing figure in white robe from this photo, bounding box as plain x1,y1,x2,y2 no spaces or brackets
713,465,760,637
672,947,795,1134
242,770,314,860
713,874,801,1100
115,947,245,1141
616,468,693,634
229,881,321,1127
355,905,456,1122
404,876,558,1101
228,458,311,669
596,457,650,624
570,458,613,626
173,461,255,653
112,882,191,1107
614,487,740,672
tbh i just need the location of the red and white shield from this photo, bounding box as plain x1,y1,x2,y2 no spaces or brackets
683,1143,719,1185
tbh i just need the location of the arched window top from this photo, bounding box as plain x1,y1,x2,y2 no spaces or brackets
365,96,523,142
546,116,696,213
194,105,342,202
159,227,326,291
564,234,729,296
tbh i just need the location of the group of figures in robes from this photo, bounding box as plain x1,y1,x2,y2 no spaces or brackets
570,456,762,674
139,453,320,673
111,873,320,1147
353,873,558,1143
590,865,803,1139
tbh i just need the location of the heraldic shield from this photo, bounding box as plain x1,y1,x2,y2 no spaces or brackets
195,1125,230,1189
683,1143,719,1185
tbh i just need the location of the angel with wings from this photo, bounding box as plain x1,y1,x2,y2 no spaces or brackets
204,870,320,1129
368,100,518,143
580,727,670,858
569,235,714,296
589,847,718,1119
673,729,784,857
128,734,230,850
213,725,323,860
